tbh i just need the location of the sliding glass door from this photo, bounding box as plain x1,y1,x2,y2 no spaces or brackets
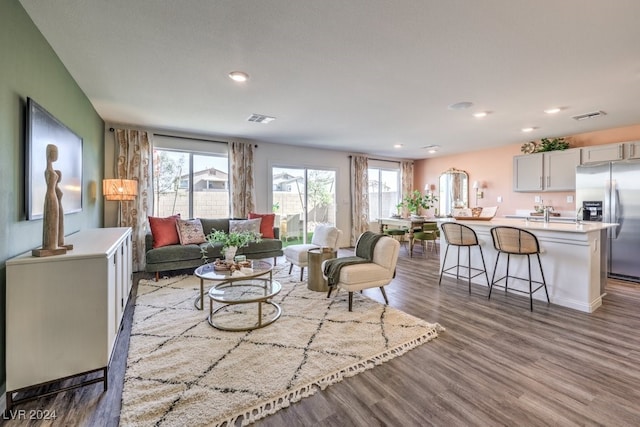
272,167,336,246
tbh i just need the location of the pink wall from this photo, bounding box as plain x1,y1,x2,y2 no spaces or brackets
414,124,640,217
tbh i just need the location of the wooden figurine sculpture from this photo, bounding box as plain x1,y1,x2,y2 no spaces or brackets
32,144,67,257
55,169,73,250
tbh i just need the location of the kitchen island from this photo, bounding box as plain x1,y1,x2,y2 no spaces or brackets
438,218,617,313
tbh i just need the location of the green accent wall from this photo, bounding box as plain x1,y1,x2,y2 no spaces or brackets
0,1,105,394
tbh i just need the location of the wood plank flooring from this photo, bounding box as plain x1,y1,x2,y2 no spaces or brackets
3,247,640,426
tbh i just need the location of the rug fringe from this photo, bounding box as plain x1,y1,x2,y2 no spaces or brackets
213,323,444,427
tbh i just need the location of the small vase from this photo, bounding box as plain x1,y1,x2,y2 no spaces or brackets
224,246,237,262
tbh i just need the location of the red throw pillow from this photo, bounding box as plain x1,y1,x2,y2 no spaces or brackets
148,214,181,248
248,212,275,238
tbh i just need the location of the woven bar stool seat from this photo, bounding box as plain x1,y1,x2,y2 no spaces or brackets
489,226,550,311
438,222,489,293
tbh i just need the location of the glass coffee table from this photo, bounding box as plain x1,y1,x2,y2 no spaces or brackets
193,260,273,310
207,278,282,331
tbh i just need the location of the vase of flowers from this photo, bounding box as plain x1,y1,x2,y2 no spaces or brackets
202,229,261,263
400,190,438,218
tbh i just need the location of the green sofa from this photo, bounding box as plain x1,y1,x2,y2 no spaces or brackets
145,218,283,280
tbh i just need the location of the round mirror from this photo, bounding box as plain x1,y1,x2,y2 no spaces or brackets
439,168,469,216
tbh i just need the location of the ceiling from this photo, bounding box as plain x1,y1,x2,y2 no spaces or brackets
19,0,640,159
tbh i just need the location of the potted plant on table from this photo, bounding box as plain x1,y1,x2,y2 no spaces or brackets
400,190,438,218
202,229,262,263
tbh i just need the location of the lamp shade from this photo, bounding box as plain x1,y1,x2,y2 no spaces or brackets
103,179,138,201
472,180,479,190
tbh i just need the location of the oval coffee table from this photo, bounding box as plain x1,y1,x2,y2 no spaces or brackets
193,260,273,310
207,278,282,331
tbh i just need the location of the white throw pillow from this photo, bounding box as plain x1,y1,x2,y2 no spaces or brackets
229,218,262,234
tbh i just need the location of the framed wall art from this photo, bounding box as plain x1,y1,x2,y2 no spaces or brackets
25,97,83,220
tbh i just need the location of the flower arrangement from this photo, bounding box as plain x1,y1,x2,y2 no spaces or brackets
398,190,438,216
201,229,261,262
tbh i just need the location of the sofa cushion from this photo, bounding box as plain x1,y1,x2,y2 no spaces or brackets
176,218,206,245
145,242,202,264
240,238,282,254
199,218,230,235
199,241,225,261
229,218,261,234
248,212,276,238
148,214,181,248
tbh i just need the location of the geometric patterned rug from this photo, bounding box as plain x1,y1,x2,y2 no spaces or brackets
119,266,444,426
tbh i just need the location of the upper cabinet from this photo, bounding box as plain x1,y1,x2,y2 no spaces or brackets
582,143,624,164
513,148,581,192
513,153,543,192
625,141,640,159
544,148,581,191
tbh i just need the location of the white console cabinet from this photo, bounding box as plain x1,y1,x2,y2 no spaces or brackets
5,227,132,408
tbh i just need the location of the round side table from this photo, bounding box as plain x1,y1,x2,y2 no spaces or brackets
307,247,337,292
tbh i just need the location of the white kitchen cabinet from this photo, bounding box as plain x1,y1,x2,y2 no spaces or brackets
513,148,581,192
581,143,624,164
5,227,132,408
513,153,544,191
544,148,581,191
625,141,640,159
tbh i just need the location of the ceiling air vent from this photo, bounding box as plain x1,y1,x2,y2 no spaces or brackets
572,110,607,121
247,114,276,124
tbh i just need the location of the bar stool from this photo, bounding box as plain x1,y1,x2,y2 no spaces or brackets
438,222,489,293
489,226,550,311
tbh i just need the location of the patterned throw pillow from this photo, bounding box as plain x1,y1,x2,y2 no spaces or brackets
176,218,206,245
148,214,181,248
248,212,275,238
229,218,262,235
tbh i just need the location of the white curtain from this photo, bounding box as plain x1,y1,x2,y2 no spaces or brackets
350,155,369,245
230,142,255,218
115,129,153,272
400,161,414,217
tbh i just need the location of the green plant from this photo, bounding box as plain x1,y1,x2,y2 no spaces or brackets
400,190,438,215
201,229,261,262
536,137,569,152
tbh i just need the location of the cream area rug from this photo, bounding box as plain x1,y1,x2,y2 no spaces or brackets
120,266,444,426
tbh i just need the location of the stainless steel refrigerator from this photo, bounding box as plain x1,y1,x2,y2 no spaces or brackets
576,160,640,282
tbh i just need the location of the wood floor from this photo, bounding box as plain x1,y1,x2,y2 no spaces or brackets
4,247,640,426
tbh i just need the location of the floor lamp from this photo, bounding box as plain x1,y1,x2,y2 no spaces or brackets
103,179,138,226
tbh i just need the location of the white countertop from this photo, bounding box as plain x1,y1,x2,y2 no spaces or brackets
439,217,617,233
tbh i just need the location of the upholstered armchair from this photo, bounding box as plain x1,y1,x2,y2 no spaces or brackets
323,235,400,311
283,224,342,280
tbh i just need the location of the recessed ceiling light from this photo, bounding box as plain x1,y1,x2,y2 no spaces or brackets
473,111,488,118
544,107,561,114
448,101,474,110
393,143,403,148
521,127,537,133
228,71,249,82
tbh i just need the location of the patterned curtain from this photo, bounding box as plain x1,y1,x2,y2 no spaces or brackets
350,155,369,246
115,129,153,272
230,142,255,218
400,160,414,217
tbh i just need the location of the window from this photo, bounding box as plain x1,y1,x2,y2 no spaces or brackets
153,135,228,218
368,163,400,221
272,166,337,246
